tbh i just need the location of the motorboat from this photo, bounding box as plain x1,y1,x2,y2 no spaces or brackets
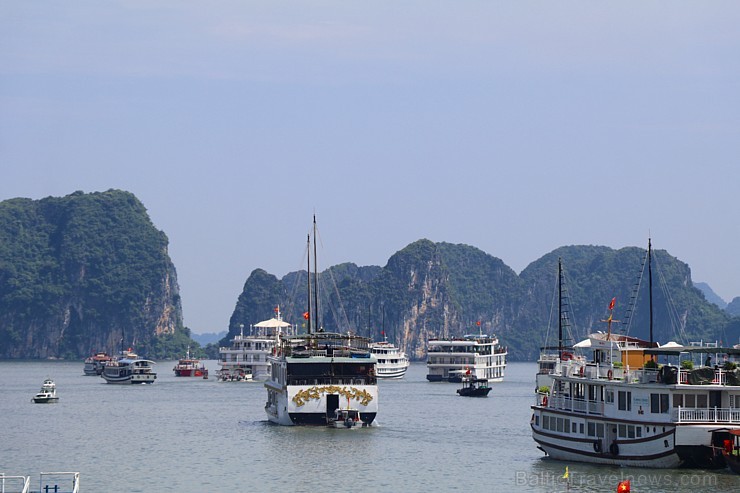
32,378,59,403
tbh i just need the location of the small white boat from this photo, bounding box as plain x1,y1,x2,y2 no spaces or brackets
32,378,59,404
328,408,364,428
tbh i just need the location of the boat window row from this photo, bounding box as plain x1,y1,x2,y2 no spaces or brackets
428,346,493,355
429,356,475,365
537,414,655,440
617,424,643,439
541,415,577,434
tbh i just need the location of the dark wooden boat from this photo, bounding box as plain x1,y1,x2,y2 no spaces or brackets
457,377,491,397
722,429,740,474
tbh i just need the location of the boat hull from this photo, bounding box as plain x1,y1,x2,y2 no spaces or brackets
375,367,409,379
32,396,59,404
102,373,156,384
265,382,378,427
457,388,491,397
174,369,205,377
532,425,682,468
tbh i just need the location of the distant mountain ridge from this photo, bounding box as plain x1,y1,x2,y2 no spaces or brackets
226,241,740,360
694,282,727,309
2,191,738,361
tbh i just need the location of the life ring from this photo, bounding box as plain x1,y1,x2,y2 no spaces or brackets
610,442,619,456
593,441,602,453
579,366,585,377
562,352,573,361
542,396,548,407
607,369,613,380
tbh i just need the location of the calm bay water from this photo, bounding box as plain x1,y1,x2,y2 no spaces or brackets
1,361,738,492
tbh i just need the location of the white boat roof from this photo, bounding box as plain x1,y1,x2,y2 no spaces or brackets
254,317,291,328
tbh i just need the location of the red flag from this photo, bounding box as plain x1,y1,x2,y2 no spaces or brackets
617,479,630,493
274,306,279,313
303,311,310,320
476,321,481,326
608,297,616,310
380,330,385,335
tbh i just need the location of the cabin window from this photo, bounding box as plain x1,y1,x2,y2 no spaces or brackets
673,394,683,408
697,394,708,408
628,425,636,439
605,390,614,404
588,385,599,401
572,422,577,433
731,395,740,408
535,415,539,426
618,391,632,411
556,418,564,433
636,427,642,438
618,424,627,438
579,423,584,434
596,423,605,438
650,393,669,414
543,415,550,430
685,394,696,408
587,422,596,437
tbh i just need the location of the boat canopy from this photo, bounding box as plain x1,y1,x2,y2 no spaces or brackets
255,317,291,328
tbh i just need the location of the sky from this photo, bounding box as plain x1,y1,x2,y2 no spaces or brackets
2,1,739,334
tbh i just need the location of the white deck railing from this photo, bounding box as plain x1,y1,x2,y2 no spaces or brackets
675,406,740,423
549,395,604,415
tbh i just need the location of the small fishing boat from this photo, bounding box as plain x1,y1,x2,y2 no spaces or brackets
83,352,112,376
456,376,492,397
32,378,59,403
173,346,208,378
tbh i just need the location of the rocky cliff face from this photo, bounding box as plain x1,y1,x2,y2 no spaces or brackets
0,190,183,359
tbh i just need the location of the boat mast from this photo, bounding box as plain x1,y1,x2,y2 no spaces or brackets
648,237,654,347
558,258,563,360
306,233,312,335
312,214,319,332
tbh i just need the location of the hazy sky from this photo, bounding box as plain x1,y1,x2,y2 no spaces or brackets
2,2,739,333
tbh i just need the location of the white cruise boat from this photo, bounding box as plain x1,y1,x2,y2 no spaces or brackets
218,308,289,382
531,332,740,468
369,337,410,379
531,240,740,468
426,332,507,382
101,351,157,384
264,331,379,426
